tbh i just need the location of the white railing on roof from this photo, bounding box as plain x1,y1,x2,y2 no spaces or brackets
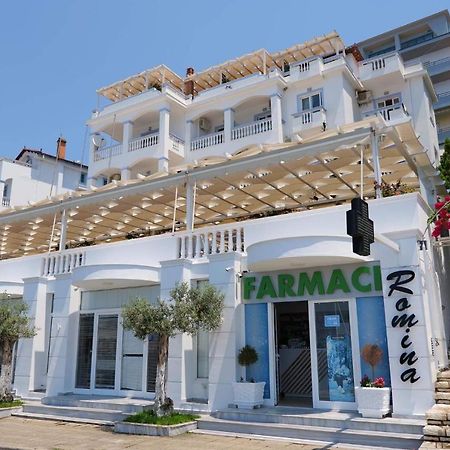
191,131,224,151
232,118,272,140
94,143,123,161
177,225,245,259
128,133,159,152
2,197,10,207
364,104,408,122
42,250,86,276
423,56,450,69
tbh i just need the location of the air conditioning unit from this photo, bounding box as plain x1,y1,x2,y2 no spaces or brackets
357,90,372,105
199,117,211,132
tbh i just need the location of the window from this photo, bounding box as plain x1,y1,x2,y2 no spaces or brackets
376,96,400,109
80,172,87,185
298,91,322,112
214,124,224,133
254,110,272,121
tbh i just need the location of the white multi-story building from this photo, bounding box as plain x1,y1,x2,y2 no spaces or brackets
0,138,88,211
0,22,448,430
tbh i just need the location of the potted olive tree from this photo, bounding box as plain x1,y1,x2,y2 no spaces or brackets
355,344,391,418
232,345,265,409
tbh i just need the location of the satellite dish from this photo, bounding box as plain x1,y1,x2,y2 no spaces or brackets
92,134,104,148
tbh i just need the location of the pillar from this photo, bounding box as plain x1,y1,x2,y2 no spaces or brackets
371,130,382,199
122,120,134,153
158,108,170,173
13,277,48,396
59,209,67,251
46,274,80,396
185,120,193,153
160,260,193,407
185,180,195,232
270,93,283,142
121,167,131,181
207,253,242,410
86,177,97,189
224,108,234,144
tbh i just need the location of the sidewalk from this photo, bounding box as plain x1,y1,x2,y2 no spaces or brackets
0,417,350,450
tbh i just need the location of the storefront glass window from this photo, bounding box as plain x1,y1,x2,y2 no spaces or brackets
314,302,354,402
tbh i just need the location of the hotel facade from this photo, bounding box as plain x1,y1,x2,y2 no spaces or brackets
2,13,450,419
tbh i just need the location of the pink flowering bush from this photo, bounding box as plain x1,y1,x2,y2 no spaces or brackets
430,195,450,239
360,375,386,388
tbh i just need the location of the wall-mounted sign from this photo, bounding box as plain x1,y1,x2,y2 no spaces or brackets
346,197,374,257
325,315,340,328
243,263,382,301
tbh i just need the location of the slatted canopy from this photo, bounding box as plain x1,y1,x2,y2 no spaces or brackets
0,119,424,260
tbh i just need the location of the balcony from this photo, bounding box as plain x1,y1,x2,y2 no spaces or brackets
359,53,404,86
289,57,323,82
191,130,224,151
424,57,450,82
291,108,326,137
438,127,450,145
2,197,10,207
128,133,159,153
231,118,272,141
363,104,409,124
435,91,450,112
93,143,123,162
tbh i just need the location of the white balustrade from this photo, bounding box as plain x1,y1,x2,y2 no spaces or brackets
41,250,86,276
2,197,10,207
231,118,272,140
177,226,245,259
292,109,326,132
170,133,185,153
191,131,224,151
364,105,408,122
93,143,123,161
128,133,159,152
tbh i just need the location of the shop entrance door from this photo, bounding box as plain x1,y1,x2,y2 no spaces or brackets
309,300,359,409
275,301,312,407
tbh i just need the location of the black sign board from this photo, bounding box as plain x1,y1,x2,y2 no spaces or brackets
346,197,374,256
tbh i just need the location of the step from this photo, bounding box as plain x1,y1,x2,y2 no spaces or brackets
21,402,126,423
12,411,114,426
214,408,425,435
42,395,153,414
197,416,423,449
19,391,46,401
179,402,210,413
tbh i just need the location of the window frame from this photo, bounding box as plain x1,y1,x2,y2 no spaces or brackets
297,89,323,113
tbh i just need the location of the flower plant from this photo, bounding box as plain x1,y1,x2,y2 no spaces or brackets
428,196,450,239
360,375,385,388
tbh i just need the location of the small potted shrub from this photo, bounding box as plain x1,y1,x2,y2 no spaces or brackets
355,344,391,418
232,345,265,409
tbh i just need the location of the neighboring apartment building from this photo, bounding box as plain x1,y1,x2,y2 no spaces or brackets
0,19,447,426
0,138,88,210
356,9,450,148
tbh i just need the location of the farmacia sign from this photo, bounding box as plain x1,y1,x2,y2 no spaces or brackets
243,264,382,301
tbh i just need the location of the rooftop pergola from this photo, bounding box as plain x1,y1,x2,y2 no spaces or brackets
97,32,344,102
0,117,426,260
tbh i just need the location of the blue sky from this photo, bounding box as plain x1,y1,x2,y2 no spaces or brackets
0,0,448,163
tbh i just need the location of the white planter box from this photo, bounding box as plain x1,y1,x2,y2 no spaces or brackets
232,382,265,409
355,387,391,418
115,420,197,436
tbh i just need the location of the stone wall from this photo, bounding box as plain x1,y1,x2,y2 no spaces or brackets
422,370,450,449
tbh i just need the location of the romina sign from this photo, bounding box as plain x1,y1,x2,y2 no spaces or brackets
243,264,382,301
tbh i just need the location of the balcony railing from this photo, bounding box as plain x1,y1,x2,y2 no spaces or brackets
363,104,409,122
359,53,403,81
177,225,245,259
93,143,123,162
170,133,184,153
292,108,326,134
41,250,86,276
424,57,450,78
1,197,10,207
128,133,159,152
232,118,272,140
435,91,450,111
191,131,224,151
438,127,450,145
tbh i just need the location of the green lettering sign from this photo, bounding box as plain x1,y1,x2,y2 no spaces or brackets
278,274,296,297
326,269,351,294
351,266,372,292
298,271,325,296
256,275,277,299
243,276,256,300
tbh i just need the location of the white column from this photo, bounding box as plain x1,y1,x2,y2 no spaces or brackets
121,167,131,181
224,108,234,144
371,130,382,199
87,177,97,189
158,108,170,173
185,180,195,232
13,277,48,395
185,120,193,153
59,209,67,251
122,120,134,153
270,93,283,142
394,34,401,51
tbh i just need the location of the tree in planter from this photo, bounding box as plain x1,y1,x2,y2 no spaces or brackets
238,345,258,381
0,296,35,402
122,282,224,417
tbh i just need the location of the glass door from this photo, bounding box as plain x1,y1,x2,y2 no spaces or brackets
95,314,118,389
121,328,144,391
309,299,359,409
